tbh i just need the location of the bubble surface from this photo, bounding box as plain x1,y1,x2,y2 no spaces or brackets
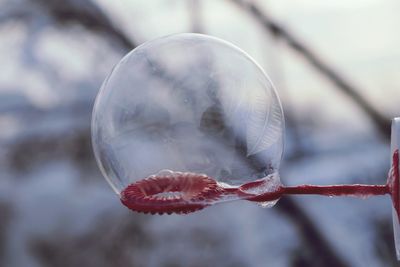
91,33,284,207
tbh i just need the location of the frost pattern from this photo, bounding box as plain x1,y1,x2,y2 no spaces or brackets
246,88,282,156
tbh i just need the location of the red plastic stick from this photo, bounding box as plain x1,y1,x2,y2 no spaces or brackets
120,150,399,215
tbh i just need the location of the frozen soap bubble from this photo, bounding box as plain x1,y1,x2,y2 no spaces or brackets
91,33,284,214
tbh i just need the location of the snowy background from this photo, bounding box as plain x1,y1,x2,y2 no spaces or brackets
0,0,399,266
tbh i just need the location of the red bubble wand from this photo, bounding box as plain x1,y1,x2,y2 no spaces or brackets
119,118,400,257
121,150,398,216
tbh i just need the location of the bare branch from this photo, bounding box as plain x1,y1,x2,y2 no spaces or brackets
34,0,136,51
188,0,203,33
278,197,350,267
230,0,390,138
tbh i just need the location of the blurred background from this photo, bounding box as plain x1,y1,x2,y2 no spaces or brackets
0,0,399,266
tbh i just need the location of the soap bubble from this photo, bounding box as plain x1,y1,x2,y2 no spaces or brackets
91,33,284,213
